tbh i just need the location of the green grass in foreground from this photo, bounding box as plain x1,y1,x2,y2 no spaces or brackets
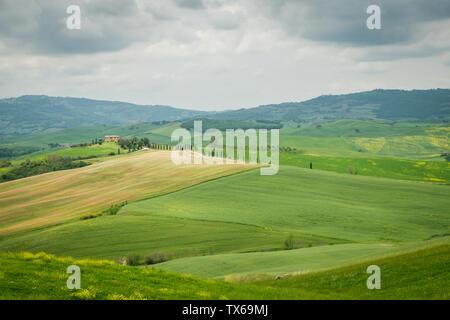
259,241,450,300
0,241,447,299
280,153,450,183
0,251,331,300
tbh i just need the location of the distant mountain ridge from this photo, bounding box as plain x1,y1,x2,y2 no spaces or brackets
0,89,449,137
208,89,450,123
0,95,209,136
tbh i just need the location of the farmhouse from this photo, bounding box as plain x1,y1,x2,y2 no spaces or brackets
104,135,121,142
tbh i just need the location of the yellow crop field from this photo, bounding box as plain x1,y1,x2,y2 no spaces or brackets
354,137,386,153
0,150,258,236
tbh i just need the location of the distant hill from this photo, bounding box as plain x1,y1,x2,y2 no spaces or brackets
1,89,449,137
210,89,450,123
0,95,208,136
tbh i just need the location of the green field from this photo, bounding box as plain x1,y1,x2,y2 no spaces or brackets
0,122,177,161
259,240,450,300
0,251,296,300
0,213,346,260
279,120,449,159
123,166,449,243
156,243,395,278
1,240,447,299
282,120,442,137
0,117,449,300
280,153,450,183
22,142,119,161
2,163,448,280
0,151,256,236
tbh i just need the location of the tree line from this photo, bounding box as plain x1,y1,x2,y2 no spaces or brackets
0,155,89,183
118,137,171,152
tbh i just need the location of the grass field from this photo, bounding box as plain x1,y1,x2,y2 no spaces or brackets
280,153,450,183
0,213,347,260
279,120,449,159
16,142,120,161
123,166,450,243
282,120,444,138
0,251,315,300
0,118,448,300
0,143,123,176
4,163,448,273
1,240,447,299
0,122,177,161
155,243,395,278
0,151,257,236
259,240,450,300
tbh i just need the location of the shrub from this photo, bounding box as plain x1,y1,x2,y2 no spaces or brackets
0,160,11,168
144,252,173,265
105,204,119,215
283,234,294,250
79,212,102,220
103,202,127,215
0,156,89,183
126,254,141,266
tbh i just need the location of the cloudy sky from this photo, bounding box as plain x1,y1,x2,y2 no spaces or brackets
0,0,449,110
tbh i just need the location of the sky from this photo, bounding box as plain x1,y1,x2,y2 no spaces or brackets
0,0,449,110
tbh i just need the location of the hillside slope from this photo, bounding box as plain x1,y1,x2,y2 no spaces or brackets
123,166,450,243
0,150,257,236
211,89,450,122
2,90,449,137
260,240,449,300
0,95,207,136
0,251,325,300
0,241,447,299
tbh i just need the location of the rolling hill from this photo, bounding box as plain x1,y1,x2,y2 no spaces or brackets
122,166,450,243
5,163,447,271
0,95,207,137
1,240,447,299
0,150,257,236
1,89,449,138
210,89,450,122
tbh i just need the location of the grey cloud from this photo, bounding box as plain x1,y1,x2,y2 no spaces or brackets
208,8,245,30
0,0,148,54
270,0,450,46
0,0,448,60
173,0,204,10
88,0,139,16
